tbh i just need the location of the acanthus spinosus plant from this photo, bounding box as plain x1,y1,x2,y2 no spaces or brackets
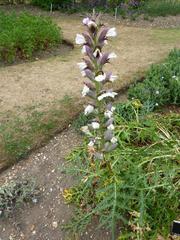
75,15,118,162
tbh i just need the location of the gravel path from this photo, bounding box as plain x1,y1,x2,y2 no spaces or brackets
0,128,113,240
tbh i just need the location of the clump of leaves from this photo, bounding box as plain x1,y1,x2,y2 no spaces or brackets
128,49,180,110
64,112,180,239
0,179,38,217
0,11,62,63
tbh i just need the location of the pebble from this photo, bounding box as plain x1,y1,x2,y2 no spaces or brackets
52,221,58,229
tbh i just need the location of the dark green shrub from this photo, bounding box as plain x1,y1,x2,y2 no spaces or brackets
0,11,62,63
128,49,180,110
141,0,180,17
31,0,73,10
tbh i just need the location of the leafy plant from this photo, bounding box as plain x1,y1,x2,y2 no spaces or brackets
141,0,180,17
0,11,62,63
31,0,73,10
0,179,38,217
64,112,180,239
128,49,180,110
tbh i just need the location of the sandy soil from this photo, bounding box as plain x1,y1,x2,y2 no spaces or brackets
0,7,179,113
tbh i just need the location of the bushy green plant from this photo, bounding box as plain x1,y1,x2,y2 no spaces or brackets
0,179,38,217
64,112,180,239
141,0,180,17
0,11,62,63
31,0,73,10
128,49,180,110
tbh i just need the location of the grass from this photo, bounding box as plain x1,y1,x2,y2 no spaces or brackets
0,95,83,171
151,28,180,44
141,0,180,17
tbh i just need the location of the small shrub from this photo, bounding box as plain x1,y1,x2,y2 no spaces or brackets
0,179,38,217
128,49,180,110
0,11,62,63
141,0,180,17
31,0,73,10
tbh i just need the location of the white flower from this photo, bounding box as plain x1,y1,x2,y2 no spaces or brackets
77,62,87,71
81,126,91,136
95,74,106,82
93,48,102,58
81,70,86,77
172,75,176,79
83,17,90,25
109,75,118,82
111,106,116,112
88,20,97,28
84,105,94,115
161,76,164,79
98,92,117,101
155,103,159,106
104,110,113,118
81,45,86,54
108,52,117,59
156,90,159,95
107,124,115,130
111,137,118,144
88,140,94,147
106,27,117,37
75,34,86,45
82,85,90,97
91,122,100,129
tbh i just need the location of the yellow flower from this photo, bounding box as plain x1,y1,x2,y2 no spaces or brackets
62,188,74,203
132,99,142,109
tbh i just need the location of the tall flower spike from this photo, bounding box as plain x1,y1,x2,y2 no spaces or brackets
76,15,118,161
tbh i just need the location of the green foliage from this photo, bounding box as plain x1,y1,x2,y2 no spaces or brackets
0,180,38,217
141,0,180,17
0,11,62,63
31,0,73,10
128,49,180,110
64,112,180,239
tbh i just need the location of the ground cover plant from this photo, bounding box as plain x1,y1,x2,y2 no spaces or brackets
0,11,62,63
63,16,180,239
128,49,180,111
0,179,38,218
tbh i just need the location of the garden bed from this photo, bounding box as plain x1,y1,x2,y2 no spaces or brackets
0,39,73,67
0,11,64,64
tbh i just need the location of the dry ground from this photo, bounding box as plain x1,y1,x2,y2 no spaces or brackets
0,7,180,113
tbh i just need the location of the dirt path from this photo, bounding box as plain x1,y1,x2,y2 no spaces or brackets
0,11,180,113
0,128,112,240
